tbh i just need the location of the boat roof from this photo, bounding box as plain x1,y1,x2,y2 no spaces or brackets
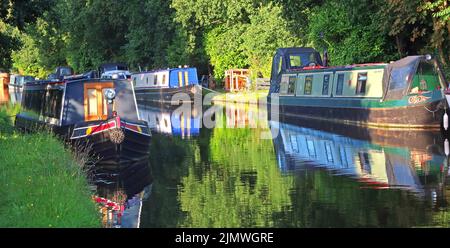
24,78,122,87
276,47,319,56
132,67,197,75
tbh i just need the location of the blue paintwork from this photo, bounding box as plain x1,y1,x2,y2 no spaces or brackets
168,68,199,88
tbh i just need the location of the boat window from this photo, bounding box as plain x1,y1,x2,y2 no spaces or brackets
102,88,114,116
306,139,316,158
288,52,320,69
277,56,282,74
355,73,367,95
288,76,296,94
304,75,313,95
271,54,282,82
279,76,289,94
84,82,114,121
410,61,441,93
322,74,330,95
358,152,371,174
43,89,63,119
162,74,166,85
339,146,349,168
325,142,333,162
133,77,137,87
290,135,299,153
87,89,98,116
23,89,45,115
153,75,158,85
17,77,24,85
389,63,414,90
59,67,72,77
290,55,302,68
336,74,344,95
184,71,189,86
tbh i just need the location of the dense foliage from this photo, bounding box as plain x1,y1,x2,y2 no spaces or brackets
0,0,449,81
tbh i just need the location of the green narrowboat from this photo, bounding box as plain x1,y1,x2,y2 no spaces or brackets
267,47,449,129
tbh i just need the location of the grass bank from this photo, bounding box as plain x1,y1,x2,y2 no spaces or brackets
0,104,101,227
211,90,269,104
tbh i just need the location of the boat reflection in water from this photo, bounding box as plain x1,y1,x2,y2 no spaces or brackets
271,116,448,202
137,103,202,138
92,162,153,228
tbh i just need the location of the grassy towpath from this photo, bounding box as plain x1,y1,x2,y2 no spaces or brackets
0,104,101,227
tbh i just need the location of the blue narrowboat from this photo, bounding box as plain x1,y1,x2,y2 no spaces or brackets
268,47,449,129
131,67,202,103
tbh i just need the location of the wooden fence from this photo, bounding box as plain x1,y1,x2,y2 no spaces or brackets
255,78,270,90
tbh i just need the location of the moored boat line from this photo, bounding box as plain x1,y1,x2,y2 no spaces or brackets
132,67,202,104
268,47,449,129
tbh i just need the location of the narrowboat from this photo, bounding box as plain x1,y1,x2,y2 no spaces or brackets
15,76,152,167
131,67,202,103
267,47,449,129
8,74,35,104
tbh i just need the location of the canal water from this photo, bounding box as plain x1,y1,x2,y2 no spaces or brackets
94,101,450,228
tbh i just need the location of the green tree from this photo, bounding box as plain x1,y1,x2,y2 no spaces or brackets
0,0,53,71
60,0,129,72
204,24,248,81
11,7,67,77
243,3,299,78
421,0,450,66
124,0,176,70
308,0,393,65
0,21,19,71
11,32,48,78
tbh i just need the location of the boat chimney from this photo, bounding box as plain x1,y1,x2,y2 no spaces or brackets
323,48,328,67
320,31,328,67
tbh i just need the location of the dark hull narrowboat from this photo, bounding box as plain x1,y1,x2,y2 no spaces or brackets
132,67,202,104
267,48,449,129
15,77,152,167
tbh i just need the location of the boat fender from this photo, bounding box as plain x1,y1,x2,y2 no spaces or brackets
110,128,125,144
445,139,449,157
444,112,449,130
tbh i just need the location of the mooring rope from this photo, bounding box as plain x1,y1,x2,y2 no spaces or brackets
423,105,441,113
